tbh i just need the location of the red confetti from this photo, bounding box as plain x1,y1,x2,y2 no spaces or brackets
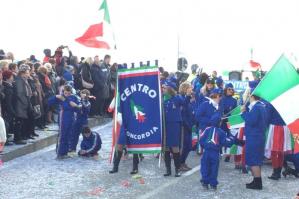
86,187,104,196
121,180,130,188
139,178,145,184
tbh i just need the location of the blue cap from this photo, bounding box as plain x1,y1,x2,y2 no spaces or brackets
215,77,223,86
249,80,259,93
164,80,177,90
225,83,234,89
210,88,222,96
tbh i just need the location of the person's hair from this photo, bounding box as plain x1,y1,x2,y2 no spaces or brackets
210,93,220,99
0,60,9,70
84,57,93,65
27,62,33,69
44,63,52,70
48,58,56,65
104,54,111,60
59,77,66,87
164,86,176,96
9,63,17,71
38,65,48,75
224,87,234,96
159,67,164,74
70,56,78,66
199,72,209,85
161,71,169,79
33,62,42,71
80,89,90,97
251,95,260,101
179,81,191,95
63,85,72,92
82,126,91,134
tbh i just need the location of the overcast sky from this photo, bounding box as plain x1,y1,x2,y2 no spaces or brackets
1,0,299,71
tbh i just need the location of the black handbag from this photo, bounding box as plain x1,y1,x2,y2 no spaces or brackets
32,104,42,119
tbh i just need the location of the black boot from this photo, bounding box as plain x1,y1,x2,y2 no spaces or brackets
164,151,171,176
109,150,122,174
246,177,262,190
268,167,282,180
282,167,299,178
173,152,181,177
130,154,139,174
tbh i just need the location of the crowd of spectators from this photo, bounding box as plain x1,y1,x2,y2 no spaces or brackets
0,47,115,147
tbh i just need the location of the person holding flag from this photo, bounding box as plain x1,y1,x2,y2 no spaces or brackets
240,92,267,190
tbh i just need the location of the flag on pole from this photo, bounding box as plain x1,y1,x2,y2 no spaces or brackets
227,106,244,129
228,54,299,152
118,66,162,154
249,60,261,69
252,55,299,152
75,0,116,49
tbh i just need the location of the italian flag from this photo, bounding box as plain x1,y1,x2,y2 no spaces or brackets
227,106,245,129
228,55,299,153
108,81,121,163
75,0,116,49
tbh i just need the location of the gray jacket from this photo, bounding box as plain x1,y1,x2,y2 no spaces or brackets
13,76,32,119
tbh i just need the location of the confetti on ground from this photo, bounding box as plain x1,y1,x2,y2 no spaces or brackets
121,180,130,188
0,159,3,167
139,178,145,184
86,187,105,196
132,174,142,179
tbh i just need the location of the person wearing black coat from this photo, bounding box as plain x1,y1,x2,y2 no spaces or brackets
90,56,110,116
80,58,94,90
13,64,33,144
2,70,16,145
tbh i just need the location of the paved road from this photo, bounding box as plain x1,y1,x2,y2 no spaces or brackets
0,122,298,199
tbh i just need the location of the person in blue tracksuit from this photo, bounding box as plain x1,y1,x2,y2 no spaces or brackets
283,152,299,178
219,83,238,162
78,126,102,157
194,78,214,110
220,83,238,132
199,113,241,190
69,89,91,153
163,80,192,177
195,88,223,133
178,82,195,171
48,85,81,159
241,94,267,190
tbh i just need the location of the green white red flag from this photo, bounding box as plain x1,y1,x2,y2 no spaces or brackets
75,0,116,49
228,55,299,152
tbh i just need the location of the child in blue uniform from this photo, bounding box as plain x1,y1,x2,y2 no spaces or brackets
199,114,241,190
48,85,81,159
163,80,192,177
69,89,91,154
78,126,102,157
196,88,223,133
